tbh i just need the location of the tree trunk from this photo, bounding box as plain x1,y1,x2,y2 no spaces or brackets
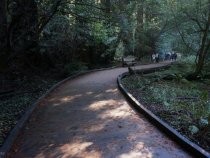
137,1,144,30
0,0,7,52
101,0,111,14
194,0,210,76
8,0,38,51
0,0,9,72
135,0,144,57
119,13,133,56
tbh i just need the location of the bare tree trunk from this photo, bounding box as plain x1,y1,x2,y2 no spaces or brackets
8,0,38,52
0,0,7,52
193,0,210,77
135,0,145,58
7,0,61,63
0,0,9,72
137,0,144,30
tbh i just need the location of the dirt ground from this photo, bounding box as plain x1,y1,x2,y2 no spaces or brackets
8,63,192,158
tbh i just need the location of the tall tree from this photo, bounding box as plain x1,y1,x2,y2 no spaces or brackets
193,0,210,77
0,0,7,52
168,0,210,78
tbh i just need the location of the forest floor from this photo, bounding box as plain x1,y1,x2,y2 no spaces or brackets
0,63,115,147
122,62,210,153
7,62,191,158
0,76,58,147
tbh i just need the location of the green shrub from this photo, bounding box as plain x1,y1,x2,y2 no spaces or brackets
64,62,88,75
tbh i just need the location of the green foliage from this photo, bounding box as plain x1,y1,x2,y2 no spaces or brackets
157,0,210,75
92,22,108,44
122,63,210,150
122,63,210,143
188,125,199,134
63,62,88,75
115,41,125,59
122,75,145,89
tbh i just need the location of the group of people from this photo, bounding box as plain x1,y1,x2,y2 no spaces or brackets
151,51,178,63
165,51,177,61
151,53,159,63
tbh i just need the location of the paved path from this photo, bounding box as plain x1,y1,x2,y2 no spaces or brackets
9,63,192,158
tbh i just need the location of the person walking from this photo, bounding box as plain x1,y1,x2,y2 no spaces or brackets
155,53,159,63
151,53,156,63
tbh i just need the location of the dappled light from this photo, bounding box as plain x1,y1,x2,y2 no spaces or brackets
88,99,118,111
34,152,45,158
7,63,191,158
87,98,131,119
49,94,84,106
59,141,101,158
105,88,118,93
118,147,153,158
97,104,131,119
84,123,105,132
60,94,83,103
86,92,94,95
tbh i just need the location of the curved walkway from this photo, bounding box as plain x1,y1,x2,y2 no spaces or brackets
9,63,192,158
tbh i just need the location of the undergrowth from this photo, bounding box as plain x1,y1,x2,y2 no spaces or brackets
122,60,210,151
0,78,57,146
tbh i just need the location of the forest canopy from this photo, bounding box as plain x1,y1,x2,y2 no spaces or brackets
0,0,209,78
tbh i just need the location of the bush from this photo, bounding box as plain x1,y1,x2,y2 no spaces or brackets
63,62,88,75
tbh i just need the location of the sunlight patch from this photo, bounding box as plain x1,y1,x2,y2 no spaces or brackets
98,106,130,119
60,141,101,158
86,91,94,95
60,94,82,102
88,99,117,111
117,151,152,158
85,124,105,132
105,88,118,93
117,143,152,158
35,152,45,158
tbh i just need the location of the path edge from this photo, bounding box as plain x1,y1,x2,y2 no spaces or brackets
117,66,210,158
0,66,118,158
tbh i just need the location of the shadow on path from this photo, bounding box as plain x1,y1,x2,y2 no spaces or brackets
9,63,192,158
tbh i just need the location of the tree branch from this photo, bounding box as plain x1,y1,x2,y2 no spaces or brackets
38,0,62,34
63,1,106,11
183,11,204,31
170,7,197,53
